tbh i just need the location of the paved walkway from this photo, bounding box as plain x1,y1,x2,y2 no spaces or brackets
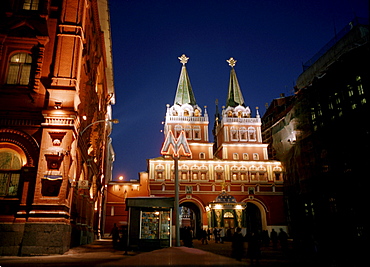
0,238,318,266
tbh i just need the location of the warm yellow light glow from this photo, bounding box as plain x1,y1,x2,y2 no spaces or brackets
82,115,87,120
235,205,243,210
118,176,124,180
215,204,222,209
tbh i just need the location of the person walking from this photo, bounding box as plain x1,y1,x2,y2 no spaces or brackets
270,229,278,249
109,223,119,249
231,227,244,261
278,228,289,252
247,231,261,265
201,229,208,244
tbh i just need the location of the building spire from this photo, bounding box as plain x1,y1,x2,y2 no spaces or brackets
226,57,245,107
174,54,197,106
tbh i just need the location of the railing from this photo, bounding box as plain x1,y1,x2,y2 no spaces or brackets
166,116,208,122
222,117,261,123
42,117,75,126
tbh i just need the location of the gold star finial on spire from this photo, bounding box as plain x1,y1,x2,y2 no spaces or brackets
178,54,189,65
227,57,237,67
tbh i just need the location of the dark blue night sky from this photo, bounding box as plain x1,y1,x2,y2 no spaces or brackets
108,0,368,181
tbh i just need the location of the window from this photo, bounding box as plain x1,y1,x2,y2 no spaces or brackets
230,127,238,141
243,153,249,160
174,125,182,138
253,153,259,160
199,152,205,159
248,127,256,141
239,127,247,141
185,126,192,139
23,0,39,10
0,150,22,197
233,153,239,160
193,126,201,140
6,53,32,85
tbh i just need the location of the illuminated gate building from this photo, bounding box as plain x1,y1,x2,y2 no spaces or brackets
144,55,286,238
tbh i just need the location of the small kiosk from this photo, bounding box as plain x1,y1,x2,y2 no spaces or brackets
126,197,174,251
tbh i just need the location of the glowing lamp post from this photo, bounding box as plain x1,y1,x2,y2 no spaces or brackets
161,130,191,247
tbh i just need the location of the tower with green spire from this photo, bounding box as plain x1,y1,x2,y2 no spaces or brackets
163,54,213,160
145,55,285,238
213,57,265,161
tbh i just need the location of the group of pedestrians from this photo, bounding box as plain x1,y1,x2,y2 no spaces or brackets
231,228,289,264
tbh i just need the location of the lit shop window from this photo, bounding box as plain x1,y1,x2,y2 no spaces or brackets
6,53,32,85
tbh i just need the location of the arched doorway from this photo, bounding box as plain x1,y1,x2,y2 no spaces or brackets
245,202,262,234
179,202,202,239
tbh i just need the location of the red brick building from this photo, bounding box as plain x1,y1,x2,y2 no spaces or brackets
0,0,115,255
105,56,286,242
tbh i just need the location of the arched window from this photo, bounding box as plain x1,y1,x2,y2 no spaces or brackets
230,127,238,141
184,125,192,139
233,153,239,160
248,127,256,141
239,127,247,141
0,149,22,196
6,53,32,85
215,166,224,180
193,126,201,140
243,153,249,160
199,152,205,159
174,125,182,138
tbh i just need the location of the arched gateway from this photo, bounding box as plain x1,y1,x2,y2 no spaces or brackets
145,55,286,245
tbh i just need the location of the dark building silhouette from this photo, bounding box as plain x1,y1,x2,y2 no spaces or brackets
262,18,369,265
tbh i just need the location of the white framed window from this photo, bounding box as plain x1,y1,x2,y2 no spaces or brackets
193,126,201,140
184,125,192,139
230,126,238,141
6,53,32,85
243,153,249,160
248,127,256,141
253,153,259,160
174,125,183,138
239,127,247,141
233,153,239,160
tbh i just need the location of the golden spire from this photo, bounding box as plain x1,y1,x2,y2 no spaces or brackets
227,57,237,67
178,54,189,65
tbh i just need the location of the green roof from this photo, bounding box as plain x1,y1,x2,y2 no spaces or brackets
174,65,197,106
226,67,245,107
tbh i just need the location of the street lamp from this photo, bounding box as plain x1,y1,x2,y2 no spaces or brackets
80,119,119,135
